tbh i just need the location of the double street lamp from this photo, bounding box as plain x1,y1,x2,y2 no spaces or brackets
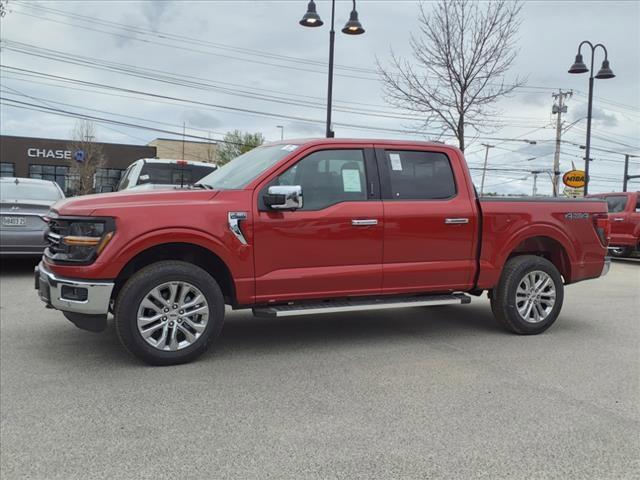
568,41,615,195
300,0,365,138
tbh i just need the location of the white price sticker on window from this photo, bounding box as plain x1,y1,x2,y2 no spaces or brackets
342,169,362,192
389,153,403,171
281,144,299,151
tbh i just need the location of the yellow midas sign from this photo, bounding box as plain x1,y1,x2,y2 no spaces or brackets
563,170,586,188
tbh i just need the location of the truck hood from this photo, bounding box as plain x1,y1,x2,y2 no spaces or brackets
51,189,220,216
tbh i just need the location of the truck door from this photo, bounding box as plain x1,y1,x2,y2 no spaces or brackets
374,146,478,294
253,146,383,303
605,195,632,244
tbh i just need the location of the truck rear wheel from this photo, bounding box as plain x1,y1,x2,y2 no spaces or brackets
490,255,564,335
114,261,225,365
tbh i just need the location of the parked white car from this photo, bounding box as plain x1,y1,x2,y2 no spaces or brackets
104,158,218,192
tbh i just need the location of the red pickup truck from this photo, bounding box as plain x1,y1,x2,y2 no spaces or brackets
587,191,640,257
35,139,611,365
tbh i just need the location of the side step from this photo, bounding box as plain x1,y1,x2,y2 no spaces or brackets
253,293,471,318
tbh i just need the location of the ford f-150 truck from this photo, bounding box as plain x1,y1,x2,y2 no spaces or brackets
587,191,639,257
35,139,611,365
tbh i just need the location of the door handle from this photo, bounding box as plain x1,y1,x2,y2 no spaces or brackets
613,218,624,222
351,219,378,226
445,218,469,225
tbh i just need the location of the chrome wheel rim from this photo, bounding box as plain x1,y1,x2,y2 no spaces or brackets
136,281,209,351
515,270,556,324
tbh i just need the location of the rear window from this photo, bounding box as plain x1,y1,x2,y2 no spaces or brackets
138,163,216,186
604,196,627,213
0,181,62,201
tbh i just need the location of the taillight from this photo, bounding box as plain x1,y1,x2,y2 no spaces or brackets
592,213,610,247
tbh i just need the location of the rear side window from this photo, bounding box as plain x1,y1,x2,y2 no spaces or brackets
383,150,456,200
604,196,627,213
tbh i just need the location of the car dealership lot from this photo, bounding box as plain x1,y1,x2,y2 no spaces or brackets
1,258,638,480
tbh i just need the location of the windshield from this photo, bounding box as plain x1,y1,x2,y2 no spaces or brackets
198,144,298,190
0,181,63,201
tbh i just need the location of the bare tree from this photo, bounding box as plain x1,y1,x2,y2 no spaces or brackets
378,0,524,151
67,120,106,195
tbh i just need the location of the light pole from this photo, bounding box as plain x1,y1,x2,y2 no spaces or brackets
300,0,365,138
276,125,284,141
568,41,615,195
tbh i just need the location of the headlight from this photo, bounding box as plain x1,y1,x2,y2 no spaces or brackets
45,216,115,264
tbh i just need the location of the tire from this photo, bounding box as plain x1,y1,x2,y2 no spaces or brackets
115,261,225,365
610,246,632,258
490,255,564,335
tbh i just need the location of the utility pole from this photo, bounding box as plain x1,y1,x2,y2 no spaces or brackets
479,143,494,196
551,89,572,196
623,154,640,191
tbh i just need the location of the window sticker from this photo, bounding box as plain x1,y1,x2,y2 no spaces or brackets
342,169,362,192
139,174,150,181
281,144,299,151
389,153,403,171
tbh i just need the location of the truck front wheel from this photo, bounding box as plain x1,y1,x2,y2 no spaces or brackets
114,261,225,365
490,255,564,335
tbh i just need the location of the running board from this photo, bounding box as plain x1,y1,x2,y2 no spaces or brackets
253,293,471,318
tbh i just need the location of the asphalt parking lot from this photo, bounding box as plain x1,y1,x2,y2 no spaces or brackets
1,258,638,480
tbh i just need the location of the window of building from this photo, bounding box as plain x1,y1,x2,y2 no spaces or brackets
95,168,124,191
383,150,456,200
266,149,367,211
0,163,15,177
29,164,71,194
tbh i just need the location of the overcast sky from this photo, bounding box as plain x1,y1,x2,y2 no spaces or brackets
1,0,639,194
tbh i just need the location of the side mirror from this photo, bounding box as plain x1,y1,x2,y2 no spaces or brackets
263,185,303,210
99,185,115,193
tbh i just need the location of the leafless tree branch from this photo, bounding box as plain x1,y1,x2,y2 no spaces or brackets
378,0,525,151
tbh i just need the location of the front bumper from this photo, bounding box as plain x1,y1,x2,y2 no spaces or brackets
600,256,611,277
35,262,114,315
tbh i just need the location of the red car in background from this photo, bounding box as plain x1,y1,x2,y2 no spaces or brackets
588,192,640,257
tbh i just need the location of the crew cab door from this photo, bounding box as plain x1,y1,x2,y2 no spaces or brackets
375,145,478,294
605,194,634,243
253,146,383,303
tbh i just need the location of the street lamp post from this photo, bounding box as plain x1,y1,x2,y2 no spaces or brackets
568,41,615,195
300,0,365,138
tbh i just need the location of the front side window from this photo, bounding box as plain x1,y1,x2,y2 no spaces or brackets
605,195,627,213
383,150,456,200
267,149,367,211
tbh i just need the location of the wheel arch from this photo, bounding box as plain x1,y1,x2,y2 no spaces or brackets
112,242,237,307
506,235,573,283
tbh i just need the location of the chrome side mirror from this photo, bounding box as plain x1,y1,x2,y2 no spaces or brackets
264,185,303,210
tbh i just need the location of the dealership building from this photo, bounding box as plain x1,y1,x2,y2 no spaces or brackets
0,135,218,195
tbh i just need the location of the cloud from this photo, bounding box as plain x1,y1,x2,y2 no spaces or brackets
571,104,619,127
182,110,222,130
